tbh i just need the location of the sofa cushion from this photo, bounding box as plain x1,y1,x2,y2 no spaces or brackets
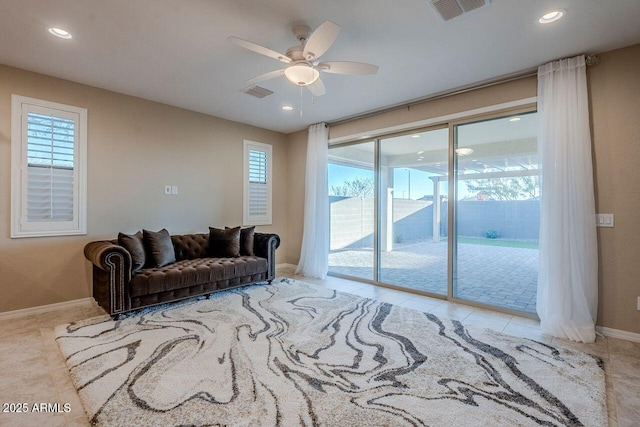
226,226,255,256
172,233,209,261
143,229,176,268
129,256,268,297
209,226,241,257
118,231,145,273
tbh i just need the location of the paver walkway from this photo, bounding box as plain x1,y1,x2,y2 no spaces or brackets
329,240,538,314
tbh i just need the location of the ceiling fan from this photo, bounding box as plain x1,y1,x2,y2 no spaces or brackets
228,21,378,96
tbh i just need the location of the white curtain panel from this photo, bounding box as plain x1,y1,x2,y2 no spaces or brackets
536,55,598,343
295,123,330,279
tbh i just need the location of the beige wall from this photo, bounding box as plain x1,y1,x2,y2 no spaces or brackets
589,44,640,334
0,64,288,313
286,44,640,334
329,77,537,140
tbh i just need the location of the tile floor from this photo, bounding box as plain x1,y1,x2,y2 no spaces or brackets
330,240,538,313
0,266,637,426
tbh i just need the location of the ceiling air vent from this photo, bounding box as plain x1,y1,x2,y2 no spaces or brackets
241,85,273,99
429,0,491,21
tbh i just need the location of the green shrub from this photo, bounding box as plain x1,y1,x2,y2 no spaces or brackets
485,230,499,239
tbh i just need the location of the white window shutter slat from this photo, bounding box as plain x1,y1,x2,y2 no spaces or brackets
26,166,74,221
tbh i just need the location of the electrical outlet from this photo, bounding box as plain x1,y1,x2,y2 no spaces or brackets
164,185,171,195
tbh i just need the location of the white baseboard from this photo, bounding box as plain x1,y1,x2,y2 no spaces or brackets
596,326,640,343
0,297,95,321
276,263,298,270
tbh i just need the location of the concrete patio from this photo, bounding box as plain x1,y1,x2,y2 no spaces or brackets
329,240,538,314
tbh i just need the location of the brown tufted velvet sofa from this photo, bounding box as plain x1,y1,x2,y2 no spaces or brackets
84,232,280,317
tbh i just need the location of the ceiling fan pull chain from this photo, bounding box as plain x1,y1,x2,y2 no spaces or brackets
300,85,303,117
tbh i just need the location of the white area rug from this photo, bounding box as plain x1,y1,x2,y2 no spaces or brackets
55,278,607,426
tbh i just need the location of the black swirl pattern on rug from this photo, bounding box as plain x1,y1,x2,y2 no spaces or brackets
55,279,607,427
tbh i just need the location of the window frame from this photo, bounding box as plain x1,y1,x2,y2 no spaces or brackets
11,95,88,238
243,140,272,226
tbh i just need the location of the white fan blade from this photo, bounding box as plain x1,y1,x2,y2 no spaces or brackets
318,61,379,75
228,36,291,64
307,77,326,96
246,69,285,85
303,21,340,61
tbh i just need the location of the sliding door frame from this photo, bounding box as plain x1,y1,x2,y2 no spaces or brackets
327,138,378,285
447,105,538,317
328,102,539,319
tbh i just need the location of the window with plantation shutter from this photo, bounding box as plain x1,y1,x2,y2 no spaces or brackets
11,95,87,238
243,140,272,226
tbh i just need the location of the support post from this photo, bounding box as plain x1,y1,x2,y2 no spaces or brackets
430,176,441,243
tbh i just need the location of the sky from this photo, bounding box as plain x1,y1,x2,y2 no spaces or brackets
329,163,455,200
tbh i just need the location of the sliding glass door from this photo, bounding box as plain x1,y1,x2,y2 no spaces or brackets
453,112,539,314
327,109,539,315
328,141,375,280
378,128,449,295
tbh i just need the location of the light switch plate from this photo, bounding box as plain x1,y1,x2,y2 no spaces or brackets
595,213,614,227
171,186,178,195
164,185,171,195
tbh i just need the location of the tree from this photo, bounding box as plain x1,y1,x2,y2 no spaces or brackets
465,175,539,201
330,176,375,198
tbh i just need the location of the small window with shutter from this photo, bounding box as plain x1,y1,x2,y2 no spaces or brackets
11,95,87,238
243,140,272,226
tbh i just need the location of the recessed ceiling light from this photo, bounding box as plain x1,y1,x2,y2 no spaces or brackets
417,150,424,154
47,27,72,39
538,9,565,24
455,147,474,156
509,117,521,122
411,134,421,138
281,105,293,111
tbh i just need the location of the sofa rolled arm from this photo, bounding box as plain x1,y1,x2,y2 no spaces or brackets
84,241,133,315
84,241,130,271
253,233,280,281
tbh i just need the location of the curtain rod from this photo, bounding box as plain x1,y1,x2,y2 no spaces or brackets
328,54,599,128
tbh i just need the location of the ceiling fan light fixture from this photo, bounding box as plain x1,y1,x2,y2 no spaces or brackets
284,64,319,86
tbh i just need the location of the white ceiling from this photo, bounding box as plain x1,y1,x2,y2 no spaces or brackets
1,0,639,134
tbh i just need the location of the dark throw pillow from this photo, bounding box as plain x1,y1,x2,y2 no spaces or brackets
209,226,241,257
226,226,255,256
143,228,176,268
118,231,146,273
